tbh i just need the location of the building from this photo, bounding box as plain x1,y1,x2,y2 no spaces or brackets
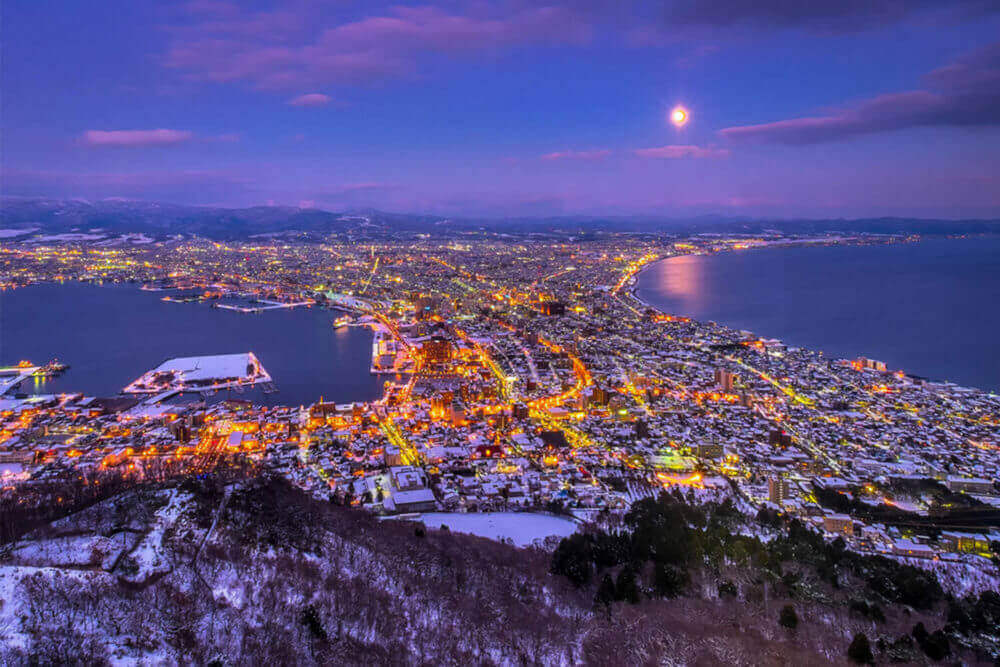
714,368,736,391
385,446,405,467
388,466,437,513
413,296,440,321
823,514,854,537
854,357,887,372
940,531,991,555
421,335,454,366
431,391,454,421
892,538,936,559
538,300,565,316
946,476,996,495
768,476,792,504
167,420,191,443
696,442,724,460
769,430,793,448
587,385,611,407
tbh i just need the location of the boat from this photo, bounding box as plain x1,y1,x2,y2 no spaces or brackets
46,360,69,372
334,315,353,329
31,360,69,378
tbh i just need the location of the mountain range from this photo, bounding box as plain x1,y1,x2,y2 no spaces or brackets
2,197,999,240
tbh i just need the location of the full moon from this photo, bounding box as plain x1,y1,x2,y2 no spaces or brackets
670,106,689,127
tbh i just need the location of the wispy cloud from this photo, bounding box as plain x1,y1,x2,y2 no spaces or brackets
164,4,591,89
81,129,194,147
540,149,612,161
720,41,1000,144
633,144,729,158
287,93,331,107
665,0,997,32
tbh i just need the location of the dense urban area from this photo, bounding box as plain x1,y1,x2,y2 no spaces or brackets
1,225,998,663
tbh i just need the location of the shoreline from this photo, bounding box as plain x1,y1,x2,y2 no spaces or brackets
1,282,384,405
627,237,998,393
627,234,919,312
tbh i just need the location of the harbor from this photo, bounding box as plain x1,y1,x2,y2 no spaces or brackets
122,352,273,398
0,283,383,407
0,360,68,396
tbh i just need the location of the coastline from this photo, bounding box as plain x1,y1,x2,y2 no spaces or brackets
626,237,999,393
626,235,918,312
0,282,384,405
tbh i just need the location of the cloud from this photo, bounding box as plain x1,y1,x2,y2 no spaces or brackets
540,149,612,161
164,4,591,89
287,93,331,107
665,0,997,32
81,129,194,147
633,144,729,158
719,41,1000,144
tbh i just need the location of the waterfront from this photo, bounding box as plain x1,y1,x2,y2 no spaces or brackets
2,235,999,611
0,283,382,406
635,236,1000,391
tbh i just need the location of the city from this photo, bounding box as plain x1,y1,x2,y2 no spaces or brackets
4,0,1000,661
3,234,997,566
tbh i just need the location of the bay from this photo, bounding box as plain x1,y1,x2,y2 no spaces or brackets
0,283,383,406
635,237,1000,392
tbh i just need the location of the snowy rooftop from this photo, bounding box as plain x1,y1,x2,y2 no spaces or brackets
150,353,264,382
123,352,271,394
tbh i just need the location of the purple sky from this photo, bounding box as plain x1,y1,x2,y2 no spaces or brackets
3,0,1000,218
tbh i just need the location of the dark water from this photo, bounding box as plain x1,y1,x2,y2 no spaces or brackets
635,237,1000,392
0,283,383,406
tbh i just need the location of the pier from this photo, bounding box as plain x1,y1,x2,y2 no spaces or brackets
0,365,39,395
214,299,315,313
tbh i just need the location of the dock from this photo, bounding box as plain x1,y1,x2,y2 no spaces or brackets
0,365,39,395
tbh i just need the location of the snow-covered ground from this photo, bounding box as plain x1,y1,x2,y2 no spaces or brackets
895,555,1000,597
389,512,579,547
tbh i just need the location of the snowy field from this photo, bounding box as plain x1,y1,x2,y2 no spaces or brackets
391,512,579,547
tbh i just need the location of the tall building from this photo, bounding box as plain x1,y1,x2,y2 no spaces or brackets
769,429,793,448
768,476,792,504
714,368,737,391
854,357,887,372
431,391,454,420
538,300,565,316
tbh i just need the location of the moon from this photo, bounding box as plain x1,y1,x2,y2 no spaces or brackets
670,106,689,127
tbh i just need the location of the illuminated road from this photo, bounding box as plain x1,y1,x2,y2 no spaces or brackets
378,413,421,466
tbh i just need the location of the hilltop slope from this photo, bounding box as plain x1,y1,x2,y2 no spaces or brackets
0,477,996,665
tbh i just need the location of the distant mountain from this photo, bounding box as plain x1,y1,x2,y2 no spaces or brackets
2,197,998,240
0,198,383,239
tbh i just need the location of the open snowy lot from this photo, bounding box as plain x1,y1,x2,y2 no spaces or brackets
390,512,579,547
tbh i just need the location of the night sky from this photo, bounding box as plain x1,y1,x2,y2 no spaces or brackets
3,0,999,218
